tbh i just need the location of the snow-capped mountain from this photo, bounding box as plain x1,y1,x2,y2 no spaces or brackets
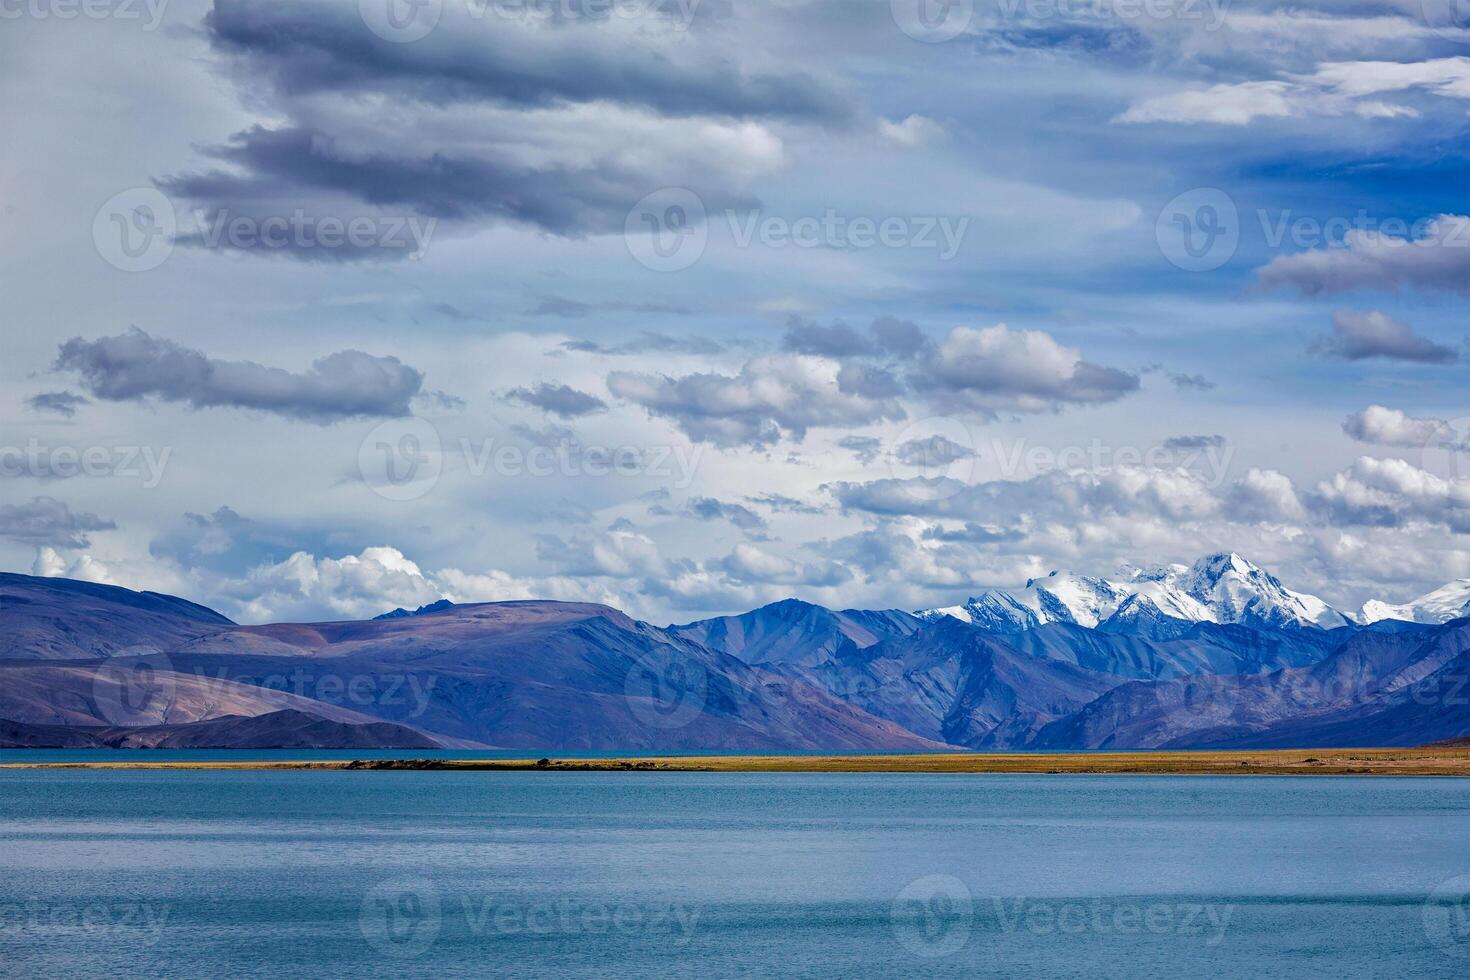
1360,580,1470,625
917,553,1353,633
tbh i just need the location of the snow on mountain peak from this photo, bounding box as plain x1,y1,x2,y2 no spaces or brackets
917,554,1351,632
1360,579,1470,625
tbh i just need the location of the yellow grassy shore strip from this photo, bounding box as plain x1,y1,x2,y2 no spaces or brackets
6,748,1470,775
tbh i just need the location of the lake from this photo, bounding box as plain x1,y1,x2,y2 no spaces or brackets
2,770,1469,977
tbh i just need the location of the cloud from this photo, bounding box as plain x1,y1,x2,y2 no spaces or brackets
156,0,836,256
1226,468,1307,523
745,492,826,515
1259,214,1470,296
530,297,594,318
838,436,883,464
870,317,929,357
217,546,446,622
0,497,116,548
1311,310,1458,363
535,528,664,578
921,522,1024,544
893,435,975,467
1169,373,1216,391
782,317,878,358
31,546,116,584
55,328,423,423
148,506,340,577
562,332,725,356
1163,435,1226,451
782,315,931,360
1117,80,1302,125
828,455,1318,530
828,466,1222,524
717,542,852,588
204,0,848,123
920,325,1139,415
505,382,608,418
1314,456,1470,532
1342,405,1456,448
878,114,947,146
1115,56,1470,126
25,391,90,418
685,496,769,533
211,545,616,623
608,353,906,448
509,421,578,449
533,298,694,319
430,302,486,323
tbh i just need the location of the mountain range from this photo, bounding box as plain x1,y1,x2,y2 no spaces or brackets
2,554,1469,750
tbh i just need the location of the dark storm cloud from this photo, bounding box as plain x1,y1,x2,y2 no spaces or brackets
54,328,423,423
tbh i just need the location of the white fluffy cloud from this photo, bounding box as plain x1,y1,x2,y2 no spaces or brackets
1314,456,1470,532
922,325,1139,414
1343,405,1456,448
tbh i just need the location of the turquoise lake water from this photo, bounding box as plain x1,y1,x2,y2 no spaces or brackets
2,770,1470,977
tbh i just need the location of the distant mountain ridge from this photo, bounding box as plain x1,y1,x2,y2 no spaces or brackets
917,553,1354,632
1360,579,1470,626
4,554,1470,750
374,599,456,620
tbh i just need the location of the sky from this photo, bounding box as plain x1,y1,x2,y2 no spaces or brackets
5,0,1470,625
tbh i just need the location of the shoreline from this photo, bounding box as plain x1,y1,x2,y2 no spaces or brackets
6,748,1470,775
